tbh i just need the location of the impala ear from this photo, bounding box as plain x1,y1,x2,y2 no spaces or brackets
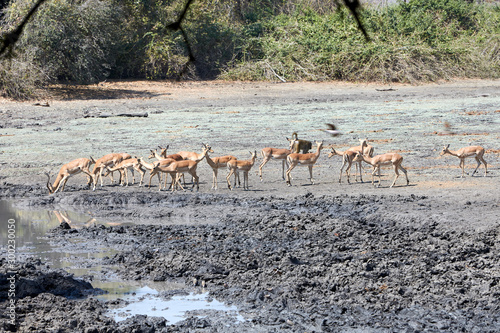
446,144,450,149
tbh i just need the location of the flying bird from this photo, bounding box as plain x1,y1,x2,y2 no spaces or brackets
322,123,341,137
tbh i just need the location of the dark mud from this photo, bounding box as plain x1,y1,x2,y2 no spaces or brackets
1,80,499,332
3,191,498,332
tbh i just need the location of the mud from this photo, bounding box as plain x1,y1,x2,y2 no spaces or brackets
0,80,499,331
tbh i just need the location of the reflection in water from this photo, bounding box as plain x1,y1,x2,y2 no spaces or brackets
0,200,245,324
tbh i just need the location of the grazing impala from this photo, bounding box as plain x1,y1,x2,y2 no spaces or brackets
285,141,324,186
258,147,292,181
104,158,145,186
353,152,409,188
205,150,237,190
91,153,127,190
328,148,357,184
440,144,487,178
227,151,258,190
45,157,95,194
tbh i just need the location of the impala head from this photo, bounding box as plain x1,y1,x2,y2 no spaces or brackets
158,145,169,157
353,151,364,162
359,138,368,149
440,144,451,156
148,149,156,159
328,148,338,158
102,166,111,177
202,143,214,153
315,141,324,150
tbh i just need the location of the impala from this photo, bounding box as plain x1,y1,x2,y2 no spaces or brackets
227,151,258,190
353,152,409,188
177,143,213,161
45,157,95,194
143,146,209,191
347,139,374,182
328,148,357,184
258,147,292,181
285,141,323,186
91,153,127,190
158,145,183,161
104,158,145,186
138,158,175,189
440,144,487,178
205,150,237,190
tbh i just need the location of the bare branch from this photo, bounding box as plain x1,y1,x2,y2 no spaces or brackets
0,0,48,57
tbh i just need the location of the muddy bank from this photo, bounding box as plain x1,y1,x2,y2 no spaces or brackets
5,192,496,332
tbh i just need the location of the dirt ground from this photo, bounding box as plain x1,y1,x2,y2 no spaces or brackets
1,79,499,332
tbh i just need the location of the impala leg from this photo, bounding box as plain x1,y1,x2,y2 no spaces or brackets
283,159,289,180
54,175,70,193
163,173,172,190
190,171,199,191
371,167,377,187
82,169,94,189
338,163,344,183
358,161,363,182
130,169,135,184
227,169,235,190
122,168,129,186
99,168,105,187
471,156,482,177
479,156,488,176
137,167,145,186
234,171,240,188
346,161,351,184
285,163,296,186
399,165,410,186
212,169,217,189
172,173,182,192
308,165,314,184
60,176,70,192
259,157,270,181
390,164,400,188
148,170,157,189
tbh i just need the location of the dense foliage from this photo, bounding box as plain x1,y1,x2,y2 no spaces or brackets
0,0,499,98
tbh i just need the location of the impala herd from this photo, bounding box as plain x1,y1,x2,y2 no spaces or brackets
44,138,489,194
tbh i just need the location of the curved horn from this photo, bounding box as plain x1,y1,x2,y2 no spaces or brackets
45,172,54,194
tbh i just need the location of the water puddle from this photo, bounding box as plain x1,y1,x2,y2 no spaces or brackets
105,286,243,324
0,200,244,324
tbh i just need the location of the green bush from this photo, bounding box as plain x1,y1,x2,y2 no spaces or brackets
223,0,500,82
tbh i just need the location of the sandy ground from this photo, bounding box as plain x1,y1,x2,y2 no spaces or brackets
1,79,500,332
1,79,499,225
